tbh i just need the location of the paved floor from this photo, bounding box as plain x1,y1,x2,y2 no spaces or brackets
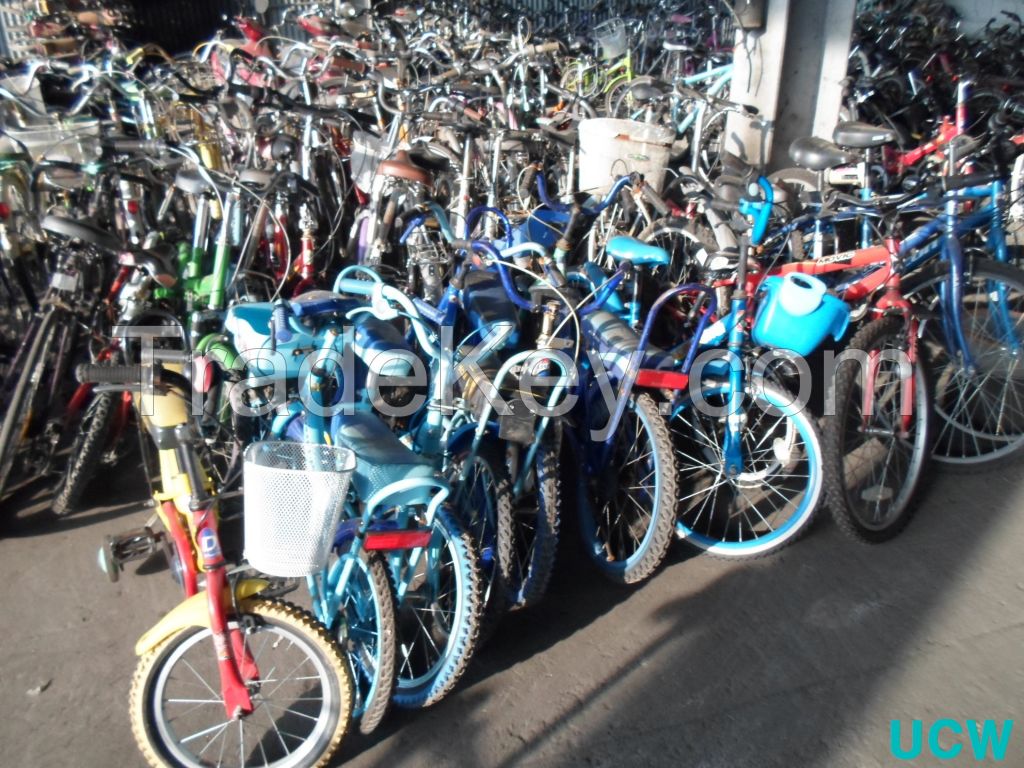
1,461,1022,767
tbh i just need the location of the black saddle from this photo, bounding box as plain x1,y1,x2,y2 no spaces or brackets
789,137,859,171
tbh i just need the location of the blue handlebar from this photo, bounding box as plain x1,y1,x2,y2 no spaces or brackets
465,205,514,247
738,177,775,246
334,278,376,297
535,171,633,217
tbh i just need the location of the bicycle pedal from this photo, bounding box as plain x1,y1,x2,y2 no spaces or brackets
98,526,165,582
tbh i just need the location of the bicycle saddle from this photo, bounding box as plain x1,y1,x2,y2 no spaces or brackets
40,214,122,253
377,150,433,187
605,236,670,267
329,411,436,503
407,143,454,172
832,121,897,149
789,137,859,171
174,167,225,197
118,243,179,288
289,290,359,319
238,168,276,191
629,80,671,101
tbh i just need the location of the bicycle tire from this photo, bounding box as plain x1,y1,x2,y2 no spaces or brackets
0,307,61,499
671,381,824,558
450,439,513,642
129,598,353,768
902,257,1024,468
51,391,116,517
339,551,397,736
509,426,561,608
577,392,678,584
821,317,933,543
392,506,481,709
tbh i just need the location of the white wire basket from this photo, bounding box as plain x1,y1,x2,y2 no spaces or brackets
243,441,357,577
594,17,628,60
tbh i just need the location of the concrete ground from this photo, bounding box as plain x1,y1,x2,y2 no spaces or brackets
1,461,1022,768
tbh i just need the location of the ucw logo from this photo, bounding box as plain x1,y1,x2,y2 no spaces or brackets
891,719,1014,761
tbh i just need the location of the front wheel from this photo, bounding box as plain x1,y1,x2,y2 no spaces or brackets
52,391,116,516
129,599,353,768
902,258,1024,468
822,317,933,543
671,381,824,558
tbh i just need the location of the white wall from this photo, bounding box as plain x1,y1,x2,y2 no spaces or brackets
946,0,1022,34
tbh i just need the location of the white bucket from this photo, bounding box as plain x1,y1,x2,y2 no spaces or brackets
578,118,674,195
778,273,826,316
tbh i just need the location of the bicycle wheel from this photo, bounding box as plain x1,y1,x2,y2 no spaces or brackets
129,599,353,768
694,109,728,181
507,427,561,608
639,216,714,284
449,439,513,638
902,257,1024,467
822,317,933,543
577,392,677,584
336,551,397,736
671,381,824,558
391,506,481,709
51,391,116,516
0,307,62,499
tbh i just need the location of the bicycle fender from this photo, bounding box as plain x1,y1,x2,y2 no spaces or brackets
134,578,269,656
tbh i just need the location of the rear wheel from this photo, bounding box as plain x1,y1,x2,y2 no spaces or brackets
129,599,353,768
336,551,397,735
0,308,63,499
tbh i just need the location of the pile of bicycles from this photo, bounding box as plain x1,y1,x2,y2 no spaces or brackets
1,1,1023,766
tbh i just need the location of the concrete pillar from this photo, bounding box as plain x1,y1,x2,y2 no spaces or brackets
723,0,858,171
722,1,792,169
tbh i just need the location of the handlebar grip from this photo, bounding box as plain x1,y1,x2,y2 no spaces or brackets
618,185,637,218
76,363,144,386
1002,99,1024,122
272,302,292,343
335,278,376,296
436,67,460,82
708,198,741,214
103,137,164,154
640,183,670,216
932,171,1001,194
525,41,560,56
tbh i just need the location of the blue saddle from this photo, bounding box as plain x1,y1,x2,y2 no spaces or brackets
290,291,359,319
606,236,670,267
329,411,437,504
